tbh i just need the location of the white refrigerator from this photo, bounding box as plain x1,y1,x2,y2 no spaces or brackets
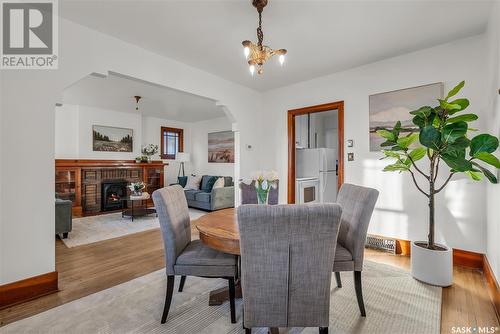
296,148,338,203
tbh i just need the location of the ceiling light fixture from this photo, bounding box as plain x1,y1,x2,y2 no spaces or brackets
242,0,287,75
134,95,142,111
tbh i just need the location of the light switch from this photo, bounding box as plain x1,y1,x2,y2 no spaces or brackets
347,139,354,148
348,152,354,161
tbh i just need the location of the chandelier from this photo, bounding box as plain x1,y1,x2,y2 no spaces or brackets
242,0,287,75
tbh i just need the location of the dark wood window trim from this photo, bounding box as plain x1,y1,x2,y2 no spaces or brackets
160,127,184,160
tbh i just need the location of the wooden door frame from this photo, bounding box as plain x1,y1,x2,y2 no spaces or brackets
287,101,344,204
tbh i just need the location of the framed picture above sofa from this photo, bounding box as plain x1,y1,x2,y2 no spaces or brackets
208,131,234,163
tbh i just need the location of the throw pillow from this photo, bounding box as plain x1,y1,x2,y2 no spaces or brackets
212,177,225,189
185,175,202,190
203,176,218,192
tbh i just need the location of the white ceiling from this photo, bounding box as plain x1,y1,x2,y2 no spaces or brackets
62,73,226,122
60,1,492,91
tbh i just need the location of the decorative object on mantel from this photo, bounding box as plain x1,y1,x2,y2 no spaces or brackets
141,144,159,163
243,170,279,204
92,125,133,152
128,181,145,197
176,152,190,177
242,0,287,75
134,95,142,111
377,81,500,287
369,82,443,151
208,131,235,163
135,157,142,163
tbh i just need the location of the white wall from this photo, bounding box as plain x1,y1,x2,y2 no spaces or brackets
1,17,262,284
190,117,234,178
485,2,500,283
55,106,234,190
263,35,489,253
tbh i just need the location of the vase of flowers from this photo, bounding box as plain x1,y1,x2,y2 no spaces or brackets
250,170,279,204
128,181,145,196
142,144,159,163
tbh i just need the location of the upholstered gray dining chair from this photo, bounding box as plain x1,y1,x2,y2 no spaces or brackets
152,185,238,324
239,180,279,205
332,183,379,317
238,204,342,334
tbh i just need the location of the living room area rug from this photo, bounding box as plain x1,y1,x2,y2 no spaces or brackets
61,208,207,248
2,261,441,334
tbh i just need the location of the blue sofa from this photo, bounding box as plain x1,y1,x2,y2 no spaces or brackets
183,175,234,211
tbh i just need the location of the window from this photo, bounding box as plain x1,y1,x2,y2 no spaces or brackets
160,127,184,159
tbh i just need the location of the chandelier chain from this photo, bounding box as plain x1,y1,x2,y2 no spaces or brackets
257,11,264,48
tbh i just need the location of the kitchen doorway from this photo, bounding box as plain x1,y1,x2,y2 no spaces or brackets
287,101,344,204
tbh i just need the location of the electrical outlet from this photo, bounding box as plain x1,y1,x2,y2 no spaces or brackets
348,152,354,161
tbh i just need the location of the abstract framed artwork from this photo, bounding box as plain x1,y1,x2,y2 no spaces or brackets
92,125,133,152
369,82,443,151
208,131,235,163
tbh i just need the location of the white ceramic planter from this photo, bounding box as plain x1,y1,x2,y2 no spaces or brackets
411,241,453,287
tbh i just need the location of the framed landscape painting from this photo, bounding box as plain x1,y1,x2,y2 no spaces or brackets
369,82,443,151
92,125,133,152
208,131,234,163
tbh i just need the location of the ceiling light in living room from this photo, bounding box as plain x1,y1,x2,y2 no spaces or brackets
242,0,287,76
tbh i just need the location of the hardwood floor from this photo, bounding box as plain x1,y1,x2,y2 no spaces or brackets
1,229,498,333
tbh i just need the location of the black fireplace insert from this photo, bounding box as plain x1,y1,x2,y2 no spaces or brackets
101,180,128,211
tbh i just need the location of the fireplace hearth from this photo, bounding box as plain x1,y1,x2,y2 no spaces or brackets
102,180,128,211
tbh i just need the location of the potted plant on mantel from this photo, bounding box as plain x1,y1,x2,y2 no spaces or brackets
377,81,500,286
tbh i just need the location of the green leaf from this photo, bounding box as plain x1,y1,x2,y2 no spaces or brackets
408,147,427,162
376,129,396,142
410,106,434,117
469,134,499,156
447,98,470,114
442,137,470,156
382,150,401,159
383,163,410,172
439,99,462,111
442,121,468,143
412,115,425,128
445,81,465,101
380,140,394,147
447,113,477,123
472,162,498,183
474,152,500,168
397,133,419,149
392,121,402,137
419,126,442,150
465,170,482,181
441,150,472,172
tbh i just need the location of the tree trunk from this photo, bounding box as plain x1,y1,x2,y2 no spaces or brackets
428,159,435,249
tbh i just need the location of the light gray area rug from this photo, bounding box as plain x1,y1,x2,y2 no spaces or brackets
61,209,207,248
3,261,441,334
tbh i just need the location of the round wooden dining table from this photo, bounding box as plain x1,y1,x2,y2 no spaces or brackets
195,208,241,305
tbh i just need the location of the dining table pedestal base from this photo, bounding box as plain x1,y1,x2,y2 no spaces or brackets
208,281,242,305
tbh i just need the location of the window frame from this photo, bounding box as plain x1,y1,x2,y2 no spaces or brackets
160,127,184,160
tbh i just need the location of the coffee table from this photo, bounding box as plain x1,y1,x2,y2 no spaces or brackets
121,193,156,221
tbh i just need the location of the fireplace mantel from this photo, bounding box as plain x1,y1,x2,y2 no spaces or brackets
55,159,168,216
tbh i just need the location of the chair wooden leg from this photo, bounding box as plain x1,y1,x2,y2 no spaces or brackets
178,276,186,292
228,277,236,323
161,275,175,324
319,327,328,334
245,329,251,334
334,272,342,288
354,271,366,317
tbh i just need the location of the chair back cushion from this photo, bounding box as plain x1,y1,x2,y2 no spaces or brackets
238,204,342,328
336,183,379,271
152,186,192,275
239,180,279,205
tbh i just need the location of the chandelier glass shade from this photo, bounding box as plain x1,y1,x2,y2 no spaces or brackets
242,0,287,75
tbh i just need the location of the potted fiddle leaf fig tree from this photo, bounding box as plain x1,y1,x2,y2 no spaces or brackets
377,81,500,286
